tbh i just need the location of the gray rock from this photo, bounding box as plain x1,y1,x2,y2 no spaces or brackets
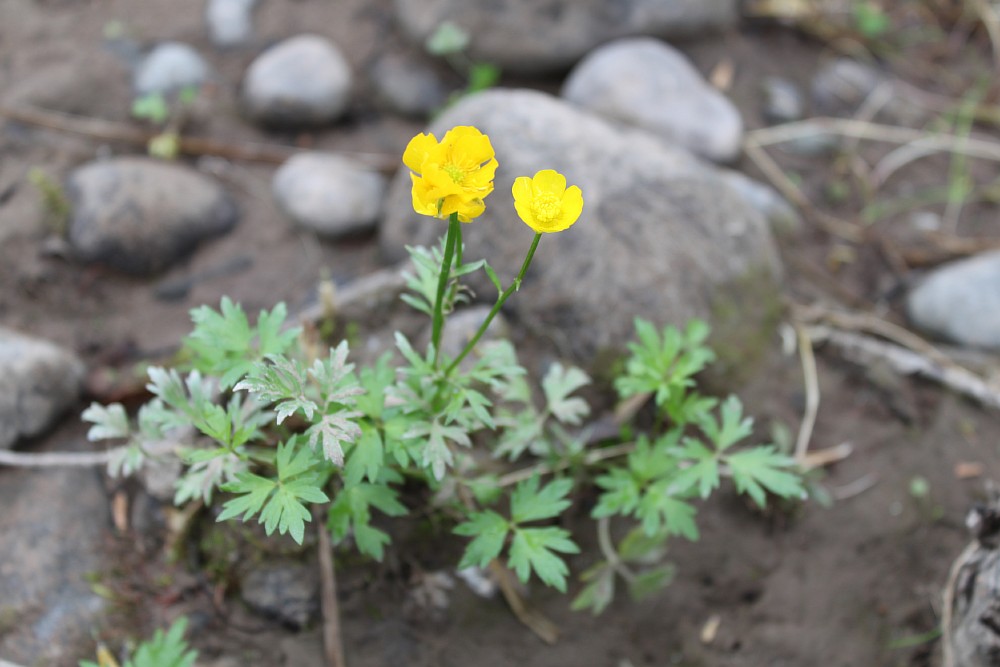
207,0,258,48
241,561,320,629
0,329,84,450
393,0,737,75
0,462,108,663
809,56,925,124
906,250,1000,350
67,157,239,275
561,38,743,163
134,42,209,96
370,53,447,117
272,153,386,239
242,35,352,127
811,58,884,114
762,76,804,124
380,89,782,366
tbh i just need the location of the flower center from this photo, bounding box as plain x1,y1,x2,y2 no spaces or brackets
444,163,465,184
531,193,561,223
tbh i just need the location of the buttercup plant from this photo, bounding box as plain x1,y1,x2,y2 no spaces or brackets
81,124,805,660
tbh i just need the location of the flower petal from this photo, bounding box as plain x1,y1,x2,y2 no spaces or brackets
531,169,567,196
402,132,439,173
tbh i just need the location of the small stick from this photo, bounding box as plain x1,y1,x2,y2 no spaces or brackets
315,507,347,667
488,560,559,644
0,448,112,467
793,323,820,463
742,139,865,243
0,104,398,172
808,325,1000,410
941,541,979,667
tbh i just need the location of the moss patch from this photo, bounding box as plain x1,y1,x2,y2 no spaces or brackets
705,263,785,390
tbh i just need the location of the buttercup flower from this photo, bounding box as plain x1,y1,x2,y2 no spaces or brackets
403,126,498,222
512,169,583,234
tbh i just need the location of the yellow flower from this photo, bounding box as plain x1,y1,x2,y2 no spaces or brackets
512,170,584,234
402,126,498,222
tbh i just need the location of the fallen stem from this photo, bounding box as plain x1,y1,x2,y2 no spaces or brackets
794,322,820,463
0,104,397,171
315,506,346,667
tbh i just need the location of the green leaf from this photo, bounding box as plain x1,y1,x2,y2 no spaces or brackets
426,20,469,55
356,353,395,419
304,410,363,466
510,475,573,524
234,355,318,425
328,480,407,560
699,395,753,451
571,562,615,615
726,446,805,508
637,484,698,540
217,440,328,545
592,468,641,519
627,564,675,601
405,419,471,480
454,510,509,568
184,299,298,390
344,423,384,485
123,617,197,667
508,526,579,592
82,402,130,441
667,438,720,499
541,362,591,425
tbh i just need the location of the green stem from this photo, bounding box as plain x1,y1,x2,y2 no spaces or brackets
431,213,461,367
446,232,542,375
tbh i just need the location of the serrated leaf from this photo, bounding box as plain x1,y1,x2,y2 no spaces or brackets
234,355,318,424
726,446,805,507
541,362,591,425
510,475,573,524
304,409,363,466
637,485,698,540
592,468,641,519
699,395,753,451
217,441,328,545
571,562,615,615
327,481,406,560
454,510,509,568
82,402,130,441
627,564,675,601
355,353,395,419
344,423,383,485
123,617,197,667
508,526,579,592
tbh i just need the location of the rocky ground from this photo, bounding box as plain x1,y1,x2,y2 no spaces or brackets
3,0,1000,665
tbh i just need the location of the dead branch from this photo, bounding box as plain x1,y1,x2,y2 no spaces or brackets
806,325,1000,410
0,104,398,172
315,506,346,667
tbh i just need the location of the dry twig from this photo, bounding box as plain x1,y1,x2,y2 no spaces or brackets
0,104,398,172
315,506,347,667
793,322,820,463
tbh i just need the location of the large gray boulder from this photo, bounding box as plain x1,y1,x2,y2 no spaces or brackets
242,35,352,127
67,157,239,275
562,38,744,163
0,328,84,449
906,250,1000,350
0,462,108,663
393,0,737,75
379,89,783,369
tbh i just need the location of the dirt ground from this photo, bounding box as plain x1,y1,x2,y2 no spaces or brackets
3,1,1000,665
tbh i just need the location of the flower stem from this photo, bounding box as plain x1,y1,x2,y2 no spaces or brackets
446,232,542,375
431,213,461,367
